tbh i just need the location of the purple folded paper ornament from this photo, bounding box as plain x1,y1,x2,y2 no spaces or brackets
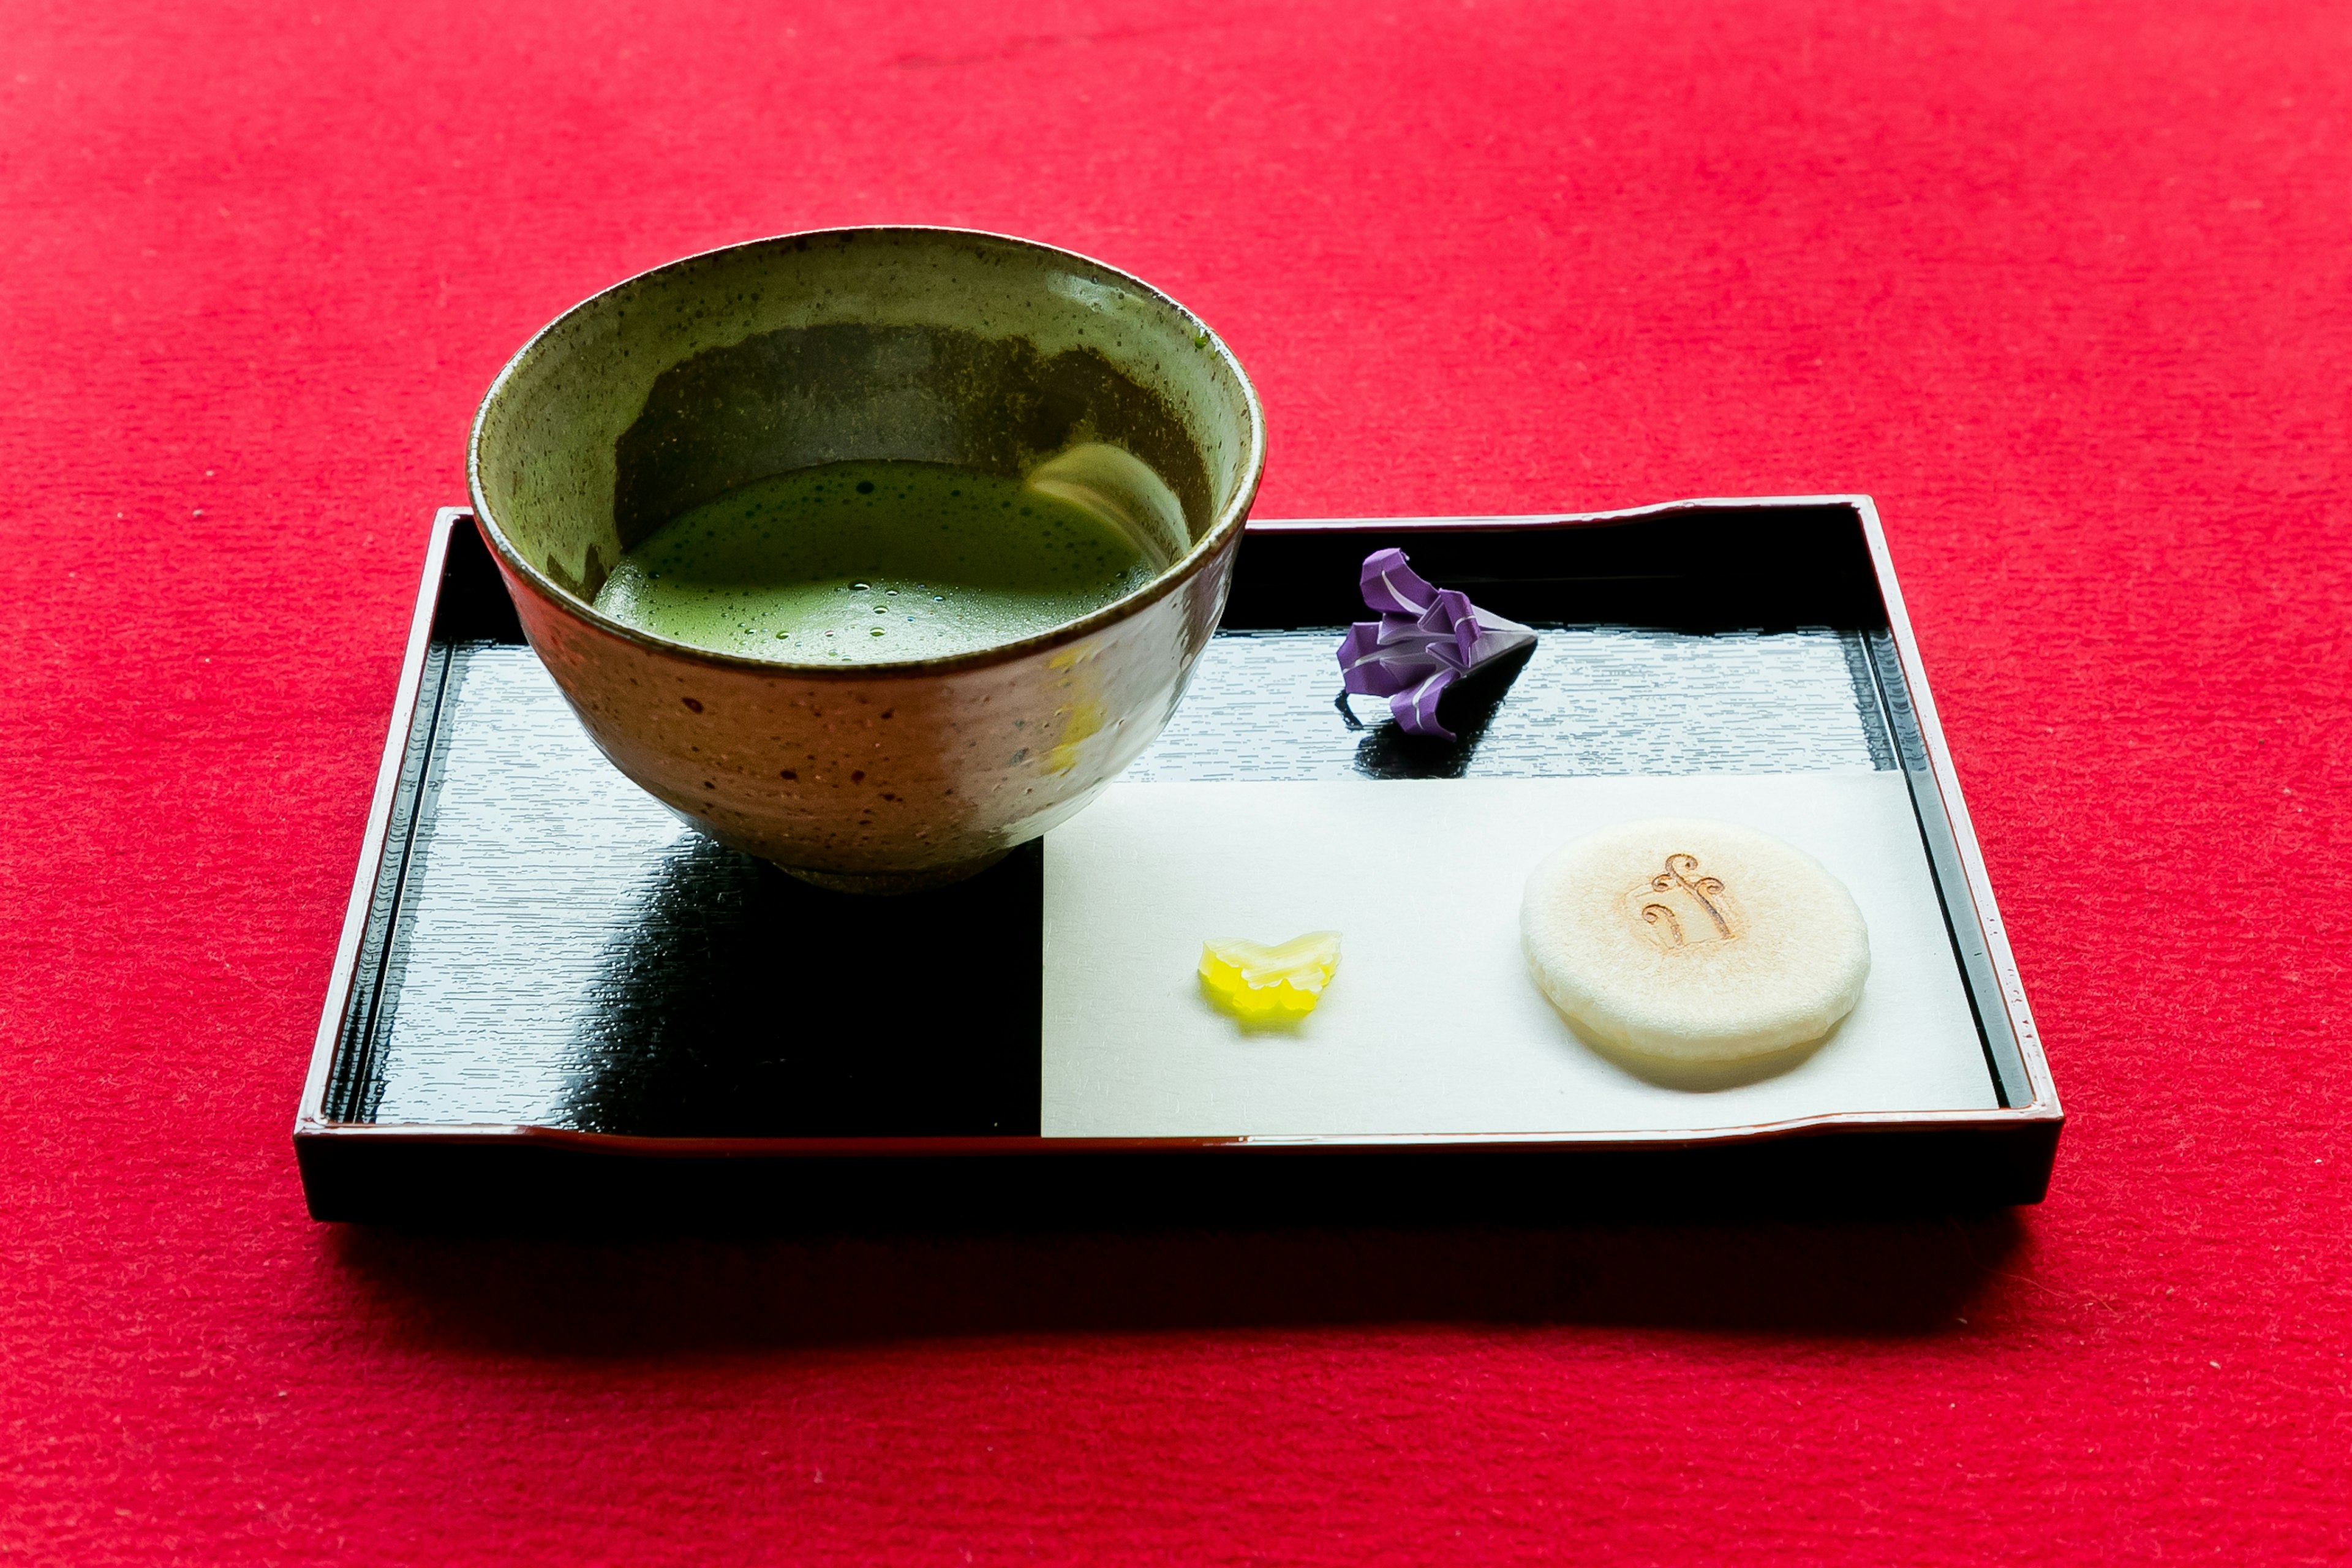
1335,548,1537,739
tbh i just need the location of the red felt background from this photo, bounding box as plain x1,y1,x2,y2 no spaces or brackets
4,0,2349,1560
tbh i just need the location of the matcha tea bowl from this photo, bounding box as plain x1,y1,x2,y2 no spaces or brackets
467,228,1266,891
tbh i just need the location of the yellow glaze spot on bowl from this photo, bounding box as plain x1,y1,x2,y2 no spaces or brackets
1199,932,1342,1023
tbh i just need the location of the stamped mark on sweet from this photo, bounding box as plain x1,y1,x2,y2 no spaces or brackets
1626,853,1743,951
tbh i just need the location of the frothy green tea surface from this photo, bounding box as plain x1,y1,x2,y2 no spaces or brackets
593,460,1155,662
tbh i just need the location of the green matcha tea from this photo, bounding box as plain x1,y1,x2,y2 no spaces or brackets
593,460,1158,662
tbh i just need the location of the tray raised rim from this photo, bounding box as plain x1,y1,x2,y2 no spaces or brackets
295,497,2061,1159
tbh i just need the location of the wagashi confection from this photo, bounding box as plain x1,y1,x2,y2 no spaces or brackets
1521,818,1869,1062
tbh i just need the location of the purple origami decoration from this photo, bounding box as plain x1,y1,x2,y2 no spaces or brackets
1335,548,1538,739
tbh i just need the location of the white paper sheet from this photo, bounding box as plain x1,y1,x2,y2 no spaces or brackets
1041,775,1997,1138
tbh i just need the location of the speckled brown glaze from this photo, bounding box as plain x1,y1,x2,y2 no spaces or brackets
467,228,1265,889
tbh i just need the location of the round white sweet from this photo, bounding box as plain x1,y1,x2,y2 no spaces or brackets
1521,817,1869,1063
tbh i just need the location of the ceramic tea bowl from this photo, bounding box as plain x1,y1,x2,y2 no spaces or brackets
467,228,1265,891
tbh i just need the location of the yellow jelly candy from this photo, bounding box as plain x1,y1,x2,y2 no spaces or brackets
1199,932,1342,1023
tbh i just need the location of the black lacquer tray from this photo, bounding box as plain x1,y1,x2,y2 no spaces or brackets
296,499,2060,1227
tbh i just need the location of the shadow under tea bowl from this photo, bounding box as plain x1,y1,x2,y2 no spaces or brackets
468,227,1266,891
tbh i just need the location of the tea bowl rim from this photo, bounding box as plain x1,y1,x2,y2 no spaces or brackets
465,224,1267,680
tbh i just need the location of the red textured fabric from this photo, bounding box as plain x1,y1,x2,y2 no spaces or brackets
4,0,2348,1560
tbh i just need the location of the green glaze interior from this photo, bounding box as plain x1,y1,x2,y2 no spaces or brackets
470,228,1264,622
